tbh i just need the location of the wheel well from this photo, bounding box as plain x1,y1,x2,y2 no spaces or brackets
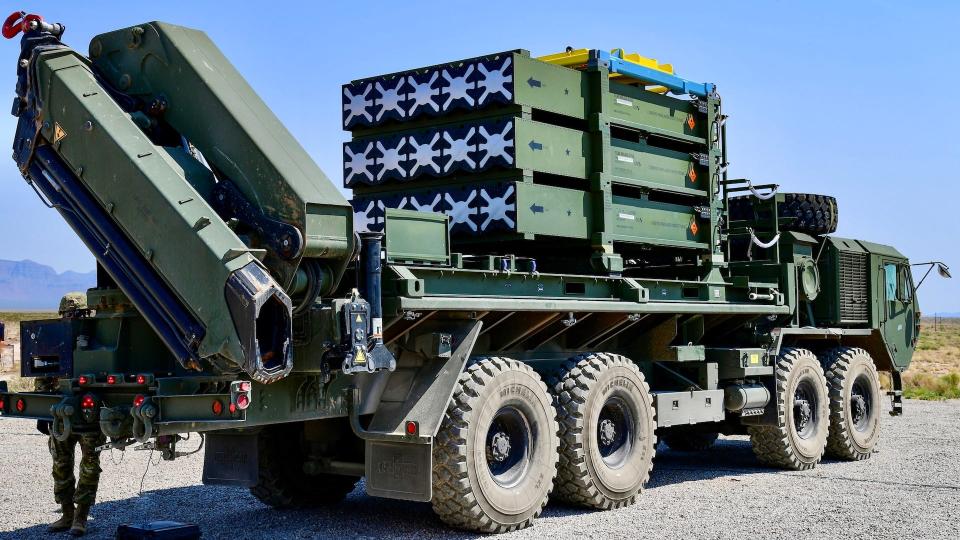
779,330,896,373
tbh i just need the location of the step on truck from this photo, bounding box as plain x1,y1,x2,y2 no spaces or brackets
0,12,948,533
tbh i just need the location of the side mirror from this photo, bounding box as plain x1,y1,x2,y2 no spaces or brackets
912,261,951,290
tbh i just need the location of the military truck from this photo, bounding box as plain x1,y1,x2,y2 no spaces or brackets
0,12,944,533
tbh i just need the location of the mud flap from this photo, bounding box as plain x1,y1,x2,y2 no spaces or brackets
365,440,432,501
349,320,482,503
201,432,258,487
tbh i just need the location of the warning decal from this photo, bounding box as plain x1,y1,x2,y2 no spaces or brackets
53,123,67,144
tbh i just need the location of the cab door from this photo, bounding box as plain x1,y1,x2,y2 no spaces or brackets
880,259,917,369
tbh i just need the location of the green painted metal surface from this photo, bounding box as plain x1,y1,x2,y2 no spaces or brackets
90,22,355,289
32,47,256,364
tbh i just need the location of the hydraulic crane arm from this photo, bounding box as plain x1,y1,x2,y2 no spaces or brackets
7,14,356,383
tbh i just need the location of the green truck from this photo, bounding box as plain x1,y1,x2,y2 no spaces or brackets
0,13,945,533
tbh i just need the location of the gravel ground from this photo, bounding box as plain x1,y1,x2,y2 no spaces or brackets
0,399,958,539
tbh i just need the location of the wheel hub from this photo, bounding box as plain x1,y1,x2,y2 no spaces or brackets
599,418,617,446
851,393,867,426
794,398,812,432
490,431,512,462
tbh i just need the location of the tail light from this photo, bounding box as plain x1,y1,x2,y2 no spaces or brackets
136,374,148,385
133,395,146,408
106,375,117,385
0,398,6,411
230,380,252,412
211,399,223,416
77,375,90,385
15,398,26,413
80,394,96,410
236,393,250,410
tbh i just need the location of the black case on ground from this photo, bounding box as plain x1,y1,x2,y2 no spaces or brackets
116,521,201,539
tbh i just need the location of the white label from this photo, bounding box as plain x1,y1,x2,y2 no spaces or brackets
618,213,635,220
616,97,633,107
616,155,635,163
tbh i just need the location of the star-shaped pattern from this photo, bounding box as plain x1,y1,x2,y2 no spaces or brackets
407,133,441,176
342,84,373,126
478,123,514,167
375,79,406,121
343,142,374,185
477,57,513,104
445,191,478,232
441,65,475,110
406,71,439,116
376,138,407,181
479,185,516,230
409,193,442,212
443,127,476,172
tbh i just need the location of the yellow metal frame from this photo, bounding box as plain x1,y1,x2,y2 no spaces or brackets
537,48,674,93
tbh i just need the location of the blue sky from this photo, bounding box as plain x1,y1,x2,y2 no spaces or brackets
0,1,957,311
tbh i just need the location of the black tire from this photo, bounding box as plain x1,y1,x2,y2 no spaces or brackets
250,424,358,508
660,426,719,452
432,357,559,533
748,348,829,470
729,193,838,235
550,353,656,510
821,347,881,460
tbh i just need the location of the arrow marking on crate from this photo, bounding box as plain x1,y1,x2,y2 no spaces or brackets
530,203,545,214
529,140,543,151
527,77,542,88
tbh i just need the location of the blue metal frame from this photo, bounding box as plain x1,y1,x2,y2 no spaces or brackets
589,50,715,98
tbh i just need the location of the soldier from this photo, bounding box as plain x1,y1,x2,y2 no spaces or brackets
44,292,105,537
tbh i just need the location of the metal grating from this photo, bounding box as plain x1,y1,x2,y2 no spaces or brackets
838,250,868,323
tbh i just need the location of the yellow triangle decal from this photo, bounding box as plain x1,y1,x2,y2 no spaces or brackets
53,123,67,144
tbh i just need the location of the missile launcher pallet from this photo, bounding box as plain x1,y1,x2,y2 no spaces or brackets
343,49,725,272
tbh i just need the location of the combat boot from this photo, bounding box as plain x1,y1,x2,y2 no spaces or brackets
47,502,74,533
69,504,90,536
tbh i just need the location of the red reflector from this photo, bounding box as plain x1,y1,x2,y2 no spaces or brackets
106,375,117,385
239,381,251,393
78,375,89,385
212,399,223,416
80,395,96,410
228,402,237,414
0,398,5,411
133,395,145,408
136,375,147,385
15,398,25,413
235,393,250,410
405,421,418,435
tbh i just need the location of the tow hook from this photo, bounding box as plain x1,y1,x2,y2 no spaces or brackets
131,397,157,443
100,406,133,439
49,397,76,442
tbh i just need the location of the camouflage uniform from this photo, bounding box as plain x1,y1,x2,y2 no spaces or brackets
48,431,107,506
45,292,103,534
35,375,107,507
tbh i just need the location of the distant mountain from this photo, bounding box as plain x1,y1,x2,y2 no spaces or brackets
0,259,95,310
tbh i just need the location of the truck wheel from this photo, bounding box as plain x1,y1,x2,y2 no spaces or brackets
729,193,838,235
550,353,656,510
660,426,719,451
748,348,828,470
821,347,881,460
250,424,358,508
432,357,558,533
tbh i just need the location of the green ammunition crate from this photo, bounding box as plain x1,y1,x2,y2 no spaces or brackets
352,179,707,249
344,115,706,196
342,51,707,145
